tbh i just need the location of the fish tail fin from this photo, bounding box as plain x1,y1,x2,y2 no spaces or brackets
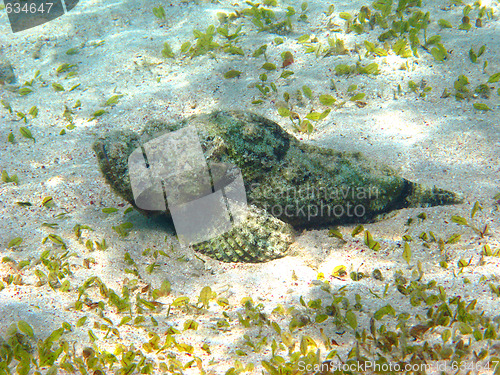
406,182,464,207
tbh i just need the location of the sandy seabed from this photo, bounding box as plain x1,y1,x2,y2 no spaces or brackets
1,0,500,373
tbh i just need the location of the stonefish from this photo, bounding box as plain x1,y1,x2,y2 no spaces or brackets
93,110,462,263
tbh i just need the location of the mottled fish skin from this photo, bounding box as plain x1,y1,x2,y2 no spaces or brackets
93,110,463,263
192,205,294,263
92,130,141,212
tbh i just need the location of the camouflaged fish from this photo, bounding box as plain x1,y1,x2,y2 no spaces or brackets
93,110,463,263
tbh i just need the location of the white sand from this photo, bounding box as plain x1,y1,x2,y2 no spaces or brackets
1,0,500,373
